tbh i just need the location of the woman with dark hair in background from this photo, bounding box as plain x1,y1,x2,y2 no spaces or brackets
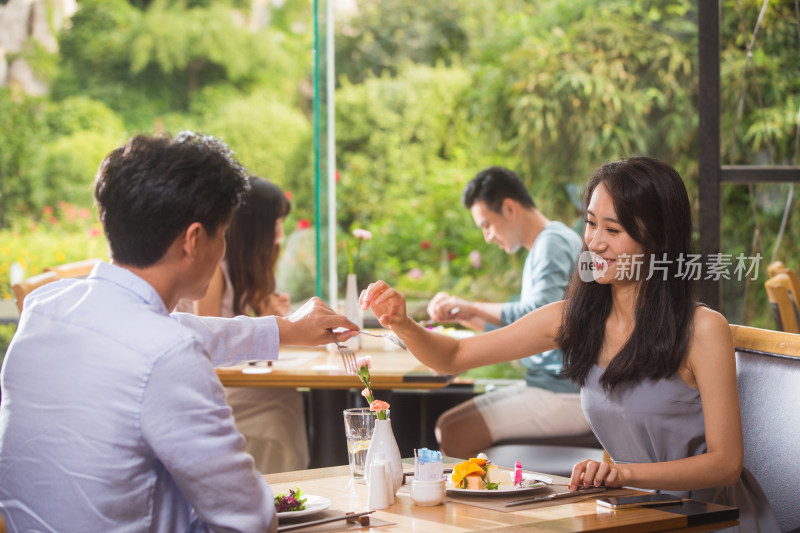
360,157,778,532
179,176,308,473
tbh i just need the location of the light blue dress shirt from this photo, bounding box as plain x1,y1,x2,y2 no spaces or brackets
0,262,279,532
498,221,582,393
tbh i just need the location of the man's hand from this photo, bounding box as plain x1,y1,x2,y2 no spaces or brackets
427,292,473,323
275,297,358,346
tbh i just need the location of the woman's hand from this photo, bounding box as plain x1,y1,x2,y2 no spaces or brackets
359,280,410,330
569,459,624,491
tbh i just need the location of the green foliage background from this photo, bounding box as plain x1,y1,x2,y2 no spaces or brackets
2,0,799,360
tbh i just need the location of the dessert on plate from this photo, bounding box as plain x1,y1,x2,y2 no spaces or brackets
450,454,515,490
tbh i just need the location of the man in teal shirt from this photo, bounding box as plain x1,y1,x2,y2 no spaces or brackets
428,166,587,459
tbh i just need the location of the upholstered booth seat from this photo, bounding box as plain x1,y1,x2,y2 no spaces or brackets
732,325,800,532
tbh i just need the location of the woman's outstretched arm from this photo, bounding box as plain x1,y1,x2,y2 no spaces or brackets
360,280,563,375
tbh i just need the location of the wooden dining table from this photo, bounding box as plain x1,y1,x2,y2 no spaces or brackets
216,332,468,467
265,463,739,532
216,331,456,390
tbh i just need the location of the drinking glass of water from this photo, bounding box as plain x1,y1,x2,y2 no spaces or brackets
343,408,376,479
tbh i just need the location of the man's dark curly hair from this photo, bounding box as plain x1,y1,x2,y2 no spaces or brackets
94,131,249,267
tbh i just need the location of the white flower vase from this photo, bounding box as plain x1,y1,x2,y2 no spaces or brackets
344,273,363,350
364,416,403,494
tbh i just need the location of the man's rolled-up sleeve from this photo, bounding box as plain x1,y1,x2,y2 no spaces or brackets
171,313,280,366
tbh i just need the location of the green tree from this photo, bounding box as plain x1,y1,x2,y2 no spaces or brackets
334,0,469,85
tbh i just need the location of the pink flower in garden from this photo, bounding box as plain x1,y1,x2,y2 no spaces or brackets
408,268,423,279
43,206,53,216
78,208,91,219
352,228,372,240
361,388,371,399
48,216,59,225
335,170,341,183
420,240,431,250
356,355,372,370
57,201,67,210
370,400,390,412
297,219,311,230
469,250,482,268
88,227,102,238
284,191,293,201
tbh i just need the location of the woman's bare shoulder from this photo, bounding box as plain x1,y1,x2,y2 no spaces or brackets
687,305,734,367
692,305,730,337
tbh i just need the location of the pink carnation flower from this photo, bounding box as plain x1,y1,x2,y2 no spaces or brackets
356,355,372,369
361,388,371,399
370,400,390,412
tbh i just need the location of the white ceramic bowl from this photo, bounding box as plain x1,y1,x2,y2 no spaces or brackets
410,478,446,507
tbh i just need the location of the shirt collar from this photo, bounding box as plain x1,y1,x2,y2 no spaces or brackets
89,261,170,316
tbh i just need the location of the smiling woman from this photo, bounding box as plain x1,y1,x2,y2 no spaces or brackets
360,156,780,533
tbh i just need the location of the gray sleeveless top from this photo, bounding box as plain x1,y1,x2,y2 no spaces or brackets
582,365,779,533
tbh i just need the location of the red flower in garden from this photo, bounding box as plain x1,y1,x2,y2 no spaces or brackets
335,170,341,183
447,252,457,261
420,240,431,250
284,191,293,201
297,219,311,230
43,206,53,216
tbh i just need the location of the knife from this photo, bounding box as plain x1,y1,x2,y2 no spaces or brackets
277,510,374,532
505,486,607,507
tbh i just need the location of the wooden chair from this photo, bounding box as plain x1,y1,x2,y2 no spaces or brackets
11,271,59,313
43,257,101,279
767,261,800,299
731,324,800,532
10,258,101,313
767,260,787,278
765,273,800,334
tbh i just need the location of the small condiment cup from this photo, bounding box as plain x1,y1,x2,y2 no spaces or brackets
410,477,446,507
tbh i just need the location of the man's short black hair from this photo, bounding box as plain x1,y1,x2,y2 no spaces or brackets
462,166,536,213
94,131,249,267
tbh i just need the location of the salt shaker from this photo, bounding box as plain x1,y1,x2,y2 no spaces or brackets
367,460,394,510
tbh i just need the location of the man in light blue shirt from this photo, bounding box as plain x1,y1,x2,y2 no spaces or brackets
0,132,357,533
427,166,587,459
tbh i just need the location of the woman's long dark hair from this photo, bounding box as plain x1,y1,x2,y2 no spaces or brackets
226,176,291,316
556,157,695,392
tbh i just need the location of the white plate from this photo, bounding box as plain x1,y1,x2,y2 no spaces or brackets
446,472,548,496
276,494,332,520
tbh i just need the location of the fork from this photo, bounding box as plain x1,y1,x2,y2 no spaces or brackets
328,329,358,374
355,330,408,351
